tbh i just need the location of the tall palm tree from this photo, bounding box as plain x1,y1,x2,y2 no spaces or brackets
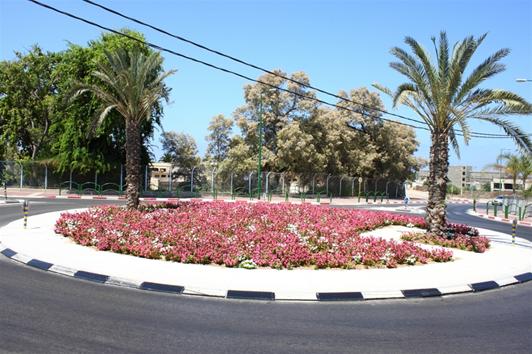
374,32,532,235
71,48,175,209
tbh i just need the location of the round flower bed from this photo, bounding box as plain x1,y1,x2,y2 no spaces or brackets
54,201,453,269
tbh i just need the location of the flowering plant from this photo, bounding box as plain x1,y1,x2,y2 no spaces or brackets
55,201,453,269
401,229,490,253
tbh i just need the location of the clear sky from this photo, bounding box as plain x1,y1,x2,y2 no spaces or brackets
1,0,531,170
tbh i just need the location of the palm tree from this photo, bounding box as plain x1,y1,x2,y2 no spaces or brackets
374,32,532,235
71,48,175,209
498,153,521,193
518,154,532,191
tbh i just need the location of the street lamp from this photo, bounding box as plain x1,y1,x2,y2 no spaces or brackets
256,88,275,200
516,78,532,82
257,94,264,200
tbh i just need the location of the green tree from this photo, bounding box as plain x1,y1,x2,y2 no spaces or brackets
518,154,532,191
217,136,257,177
71,48,175,209
205,114,233,163
234,70,319,170
53,30,161,173
0,46,61,160
160,131,201,177
497,153,521,193
374,32,532,235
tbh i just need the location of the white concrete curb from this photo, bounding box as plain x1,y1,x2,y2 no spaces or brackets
1,209,531,302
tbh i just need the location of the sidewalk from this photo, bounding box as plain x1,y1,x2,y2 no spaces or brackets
1,210,531,301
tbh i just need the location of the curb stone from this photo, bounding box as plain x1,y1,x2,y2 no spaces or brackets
466,209,532,227
1,242,530,302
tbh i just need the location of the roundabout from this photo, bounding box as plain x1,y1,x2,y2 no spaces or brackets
1,199,532,353
1,201,531,302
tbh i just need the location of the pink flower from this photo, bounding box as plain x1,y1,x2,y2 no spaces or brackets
54,202,453,269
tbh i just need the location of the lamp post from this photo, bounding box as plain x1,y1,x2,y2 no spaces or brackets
257,94,263,200
516,78,532,82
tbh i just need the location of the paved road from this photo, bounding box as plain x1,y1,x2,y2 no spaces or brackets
1,199,531,353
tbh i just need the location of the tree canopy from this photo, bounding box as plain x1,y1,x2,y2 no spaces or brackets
0,29,167,173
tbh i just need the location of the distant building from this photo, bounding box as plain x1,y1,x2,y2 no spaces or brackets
416,165,531,193
417,165,472,192
149,162,172,190
490,178,531,192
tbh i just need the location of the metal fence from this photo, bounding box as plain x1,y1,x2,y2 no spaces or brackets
0,160,407,199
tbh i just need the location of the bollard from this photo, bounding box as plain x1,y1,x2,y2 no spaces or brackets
512,219,517,244
3,181,6,200
285,191,289,202
329,193,333,204
518,206,522,220
504,205,509,219
23,200,29,229
473,199,476,212
317,192,321,203
486,202,489,215
493,203,497,217
357,192,361,203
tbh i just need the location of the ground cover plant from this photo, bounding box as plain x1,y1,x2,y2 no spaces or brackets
55,201,454,269
401,223,490,253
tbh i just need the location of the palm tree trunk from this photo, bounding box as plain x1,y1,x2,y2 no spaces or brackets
125,119,141,209
426,131,449,235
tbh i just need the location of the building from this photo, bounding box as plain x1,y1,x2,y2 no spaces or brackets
417,165,531,193
149,162,172,190
490,178,532,192
417,165,472,193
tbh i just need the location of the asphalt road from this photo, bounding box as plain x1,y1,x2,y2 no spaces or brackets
347,202,532,242
0,199,531,353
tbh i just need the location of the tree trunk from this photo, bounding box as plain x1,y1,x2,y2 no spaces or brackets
425,131,449,235
125,119,141,210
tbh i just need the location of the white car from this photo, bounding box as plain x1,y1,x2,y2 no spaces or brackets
492,196,505,206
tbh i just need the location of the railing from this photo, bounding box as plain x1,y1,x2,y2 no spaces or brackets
0,160,408,201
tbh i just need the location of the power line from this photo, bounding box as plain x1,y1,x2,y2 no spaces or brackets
26,0,427,133
81,0,529,139
28,0,525,139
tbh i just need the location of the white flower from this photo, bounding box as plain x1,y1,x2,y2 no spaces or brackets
287,223,298,234
239,259,257,269
380,249,394,263
406,255,417,265
406,223,414,228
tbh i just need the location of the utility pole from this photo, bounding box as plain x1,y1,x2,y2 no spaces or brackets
257,94,263,200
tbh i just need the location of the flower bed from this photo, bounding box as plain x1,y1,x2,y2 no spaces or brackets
54,201,453,269
401,223,490,253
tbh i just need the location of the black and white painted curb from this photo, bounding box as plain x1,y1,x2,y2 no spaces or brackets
2,243,531,302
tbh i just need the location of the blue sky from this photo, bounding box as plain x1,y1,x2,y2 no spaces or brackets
1,0,531,170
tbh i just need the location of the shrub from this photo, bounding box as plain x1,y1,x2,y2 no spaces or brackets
401,229,490,253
